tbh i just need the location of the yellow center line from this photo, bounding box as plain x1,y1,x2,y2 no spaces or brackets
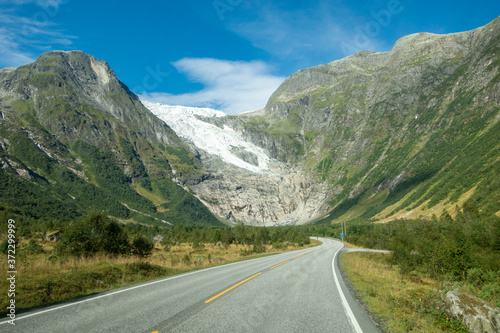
204,272,262,304
293,254,305,259
270,260,290,269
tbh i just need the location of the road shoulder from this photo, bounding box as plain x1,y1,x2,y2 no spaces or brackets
337,247,387,332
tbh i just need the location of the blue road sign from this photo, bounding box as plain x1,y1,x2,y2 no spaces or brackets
341,233,344,238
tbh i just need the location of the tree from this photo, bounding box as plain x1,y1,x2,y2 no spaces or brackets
57,212,130,257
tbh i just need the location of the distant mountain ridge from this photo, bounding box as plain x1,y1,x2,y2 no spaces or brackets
0,51,179,147
0,51,221,226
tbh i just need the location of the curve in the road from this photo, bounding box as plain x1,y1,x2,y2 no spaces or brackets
1,238,380,333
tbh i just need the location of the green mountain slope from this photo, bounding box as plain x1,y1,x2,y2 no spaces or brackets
0,51,221,226
230,17,500,223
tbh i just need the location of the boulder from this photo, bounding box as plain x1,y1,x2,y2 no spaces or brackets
45,230,61,242
212,257,225,263
446,290,500,333
153,235,164,244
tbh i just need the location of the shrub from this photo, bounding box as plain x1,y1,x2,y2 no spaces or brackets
182,254,191,265
131,236,154,257
252,243,266,254
125,262,167,277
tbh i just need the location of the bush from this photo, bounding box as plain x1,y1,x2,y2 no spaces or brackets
131,236,154,257
252,243,266,254
182,254,191,265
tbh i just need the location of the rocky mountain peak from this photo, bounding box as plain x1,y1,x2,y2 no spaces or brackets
0,50,181,147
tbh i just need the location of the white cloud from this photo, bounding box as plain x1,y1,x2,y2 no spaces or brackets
0,2,75,68
0,28,35,67
225,1,384,62
0,0,66,7
140,58,286,114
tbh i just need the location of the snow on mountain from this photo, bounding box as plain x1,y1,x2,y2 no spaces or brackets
142,101,272,174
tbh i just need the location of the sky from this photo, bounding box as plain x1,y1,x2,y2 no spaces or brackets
0,0,499,113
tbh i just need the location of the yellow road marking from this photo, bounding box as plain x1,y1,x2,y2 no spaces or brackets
293,254,305,259
270,260,290,269
204,272,262,303
152,331,159,333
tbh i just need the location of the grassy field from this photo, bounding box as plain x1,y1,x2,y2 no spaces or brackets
340,252,470,332
0,238,320,315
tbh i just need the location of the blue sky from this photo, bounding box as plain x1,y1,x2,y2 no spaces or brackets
0,0,499,113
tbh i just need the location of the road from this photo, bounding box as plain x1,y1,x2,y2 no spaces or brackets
1,238,380,332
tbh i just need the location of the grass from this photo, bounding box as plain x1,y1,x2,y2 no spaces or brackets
374,185,479,223
340,252,469,332
342,241,363,249
0,238,319,315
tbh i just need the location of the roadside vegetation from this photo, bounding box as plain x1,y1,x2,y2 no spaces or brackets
311,206,499,302
1,203,498,331
332,205,500,332
0,210,316,314
341,252,470,332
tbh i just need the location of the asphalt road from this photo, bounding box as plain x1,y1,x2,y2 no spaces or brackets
1,238,380,333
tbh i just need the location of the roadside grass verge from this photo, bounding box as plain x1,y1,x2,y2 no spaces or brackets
0,239,319,315
340,252,469,332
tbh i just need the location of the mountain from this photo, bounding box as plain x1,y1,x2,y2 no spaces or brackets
151,17,499,225
1,18,498,227
0,51,221,226
263,17,500,223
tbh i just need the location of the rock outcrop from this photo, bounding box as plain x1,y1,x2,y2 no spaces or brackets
189,158,332,226
446,290,500,333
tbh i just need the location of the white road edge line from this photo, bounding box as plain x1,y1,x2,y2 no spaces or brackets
331,242,363,333
0,244,324,325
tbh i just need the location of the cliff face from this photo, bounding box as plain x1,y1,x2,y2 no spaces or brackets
170,17,500,225
0,51,220,226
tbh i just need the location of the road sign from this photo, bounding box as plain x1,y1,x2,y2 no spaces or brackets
341,233,344,238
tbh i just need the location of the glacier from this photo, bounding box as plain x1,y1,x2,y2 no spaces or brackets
142,101,272,174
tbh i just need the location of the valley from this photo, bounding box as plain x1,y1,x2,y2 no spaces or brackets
0,2,499,332
0,19,498,227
